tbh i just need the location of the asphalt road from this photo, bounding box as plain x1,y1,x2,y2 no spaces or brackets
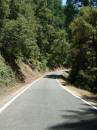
0,71,97,130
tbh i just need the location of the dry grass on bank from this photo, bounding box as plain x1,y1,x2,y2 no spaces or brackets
0,63,43,107
59,78,97,107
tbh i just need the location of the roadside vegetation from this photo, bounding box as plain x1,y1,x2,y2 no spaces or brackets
65,0,97,93
0,0,67,86
0,0,97,94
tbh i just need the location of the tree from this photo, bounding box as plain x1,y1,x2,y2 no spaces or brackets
34,0,66,68
9,0,19,20
0,0,10,28
83,0,90,6
0,0,67,83
64,4,77,28
48,29,68,68
68,7,97,92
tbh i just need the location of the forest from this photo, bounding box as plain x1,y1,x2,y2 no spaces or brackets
0,0,97,93
0,0,67,86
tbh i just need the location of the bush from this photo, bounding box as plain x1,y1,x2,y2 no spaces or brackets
0,55,15,86
73,69,97,92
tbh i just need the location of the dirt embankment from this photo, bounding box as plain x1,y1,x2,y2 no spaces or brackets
0,63,44,107
59,78,97,107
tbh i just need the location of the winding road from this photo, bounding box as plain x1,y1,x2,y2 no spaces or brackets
0,71,97,130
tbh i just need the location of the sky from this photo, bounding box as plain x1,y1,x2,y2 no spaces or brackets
62,0,67,5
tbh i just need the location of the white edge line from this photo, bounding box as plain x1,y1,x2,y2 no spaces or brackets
56,79,97,111
0,77,42,113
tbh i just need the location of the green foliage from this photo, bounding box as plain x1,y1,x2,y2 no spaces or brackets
64,4,77,28
34,0,66,68
1,16,40,66
0,0,10,29
83,0,90,6
0,0,10,20
9,0,19,20
0,0,67,86
0,55,15,86
48,29,68,68
68,7,97,92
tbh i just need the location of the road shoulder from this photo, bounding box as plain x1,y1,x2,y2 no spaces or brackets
58,77,97,108
0,71,42,108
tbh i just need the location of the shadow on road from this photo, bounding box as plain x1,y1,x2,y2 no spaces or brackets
44,74,64,79
47,106,97,130
44,73,97,130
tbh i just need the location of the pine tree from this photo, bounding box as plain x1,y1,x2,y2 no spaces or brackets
68,7,97,91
